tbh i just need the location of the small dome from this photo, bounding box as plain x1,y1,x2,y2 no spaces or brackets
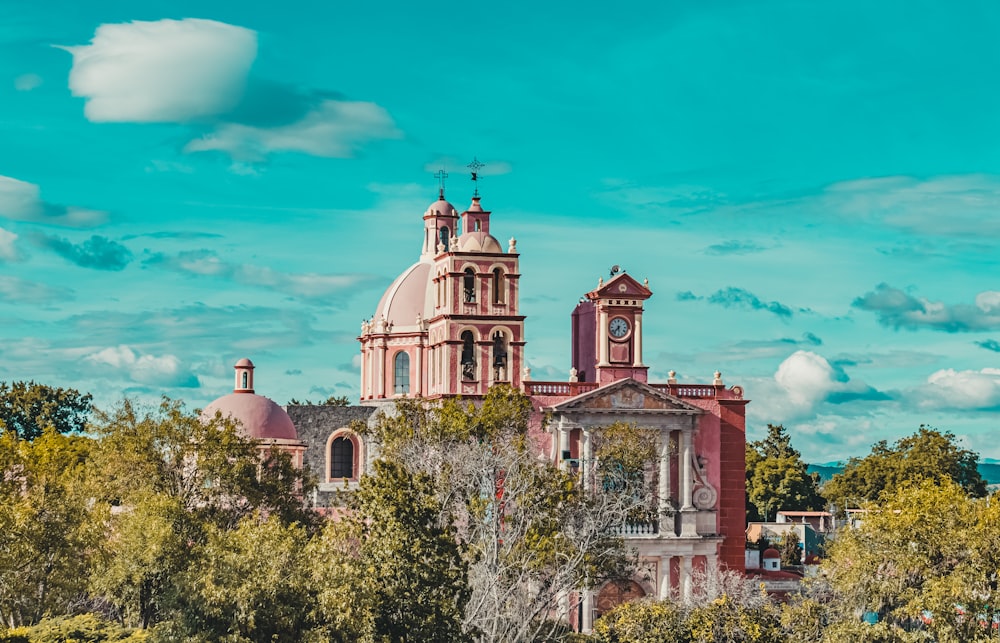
371,260,434,328
762,548,781,560
458,231,502,253
203,393,298,441
426,197,458,218
234,357,254,368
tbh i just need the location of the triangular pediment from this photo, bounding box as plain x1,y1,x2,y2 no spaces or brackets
587,273,652,301
548,378,703,415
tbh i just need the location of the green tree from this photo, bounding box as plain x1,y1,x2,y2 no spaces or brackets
313,459,470,643
358,386,644,643
746,424,825,522
0,381,92,440
172,515,317,642
0,429,100,628
824,426,986,511
86,398,316,630
589,600,690,643
822,479,1000,642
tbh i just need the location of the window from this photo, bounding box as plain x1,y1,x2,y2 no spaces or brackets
463,268,476,303
492,268,505,304
439,226,450,250
474,219,481,232
330,437,354,479
394,351,410,394
461,331,476,381
492,331,508,381
241,372,248,389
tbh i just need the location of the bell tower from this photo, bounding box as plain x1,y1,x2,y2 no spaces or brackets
571,271,652,384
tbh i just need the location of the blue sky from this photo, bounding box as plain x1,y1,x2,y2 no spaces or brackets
1,0,998,462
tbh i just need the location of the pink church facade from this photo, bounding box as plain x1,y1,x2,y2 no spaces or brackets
355,187,749,628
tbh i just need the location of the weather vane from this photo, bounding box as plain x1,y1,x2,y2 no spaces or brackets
468,157,485,197
434,168,448,199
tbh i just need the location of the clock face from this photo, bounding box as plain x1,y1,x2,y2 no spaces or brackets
609,317,630,338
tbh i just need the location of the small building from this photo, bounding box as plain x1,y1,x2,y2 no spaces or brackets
776,510,834,533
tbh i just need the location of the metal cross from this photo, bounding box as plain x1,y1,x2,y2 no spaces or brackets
468,157,485,197
434,169,448,198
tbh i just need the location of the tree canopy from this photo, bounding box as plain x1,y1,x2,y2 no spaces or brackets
0,381,92,440
745,424,825,522
824,426,986,510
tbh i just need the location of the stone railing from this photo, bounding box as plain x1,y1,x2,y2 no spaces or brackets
618,521,659,537
523,381,744,400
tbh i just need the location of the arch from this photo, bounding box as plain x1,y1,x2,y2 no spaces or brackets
595,580,646,620
492,330,508,382
463,268,476,303
326,429,362,481
393,350,410,395
492,268,505,304
461,330,477,381
439,226,450,250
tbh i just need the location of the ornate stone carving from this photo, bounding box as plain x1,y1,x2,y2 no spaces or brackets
691,454,718,510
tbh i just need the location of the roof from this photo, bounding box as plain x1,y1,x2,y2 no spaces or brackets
777,511,833,517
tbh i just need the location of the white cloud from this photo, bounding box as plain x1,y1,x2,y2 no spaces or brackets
0,175,107,227
918,367,1000,410
184,99,401,161
750,350,889,424
14,73,42,91
0,227,18,261
84,345,199,387
62,18,256,123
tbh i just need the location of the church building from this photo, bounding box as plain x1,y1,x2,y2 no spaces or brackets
204,180,748,630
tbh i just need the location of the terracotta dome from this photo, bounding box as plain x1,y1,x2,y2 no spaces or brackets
371,260,434,328
202,358,298,441
426,197,458,218
458,231,502,253
762,548,781,559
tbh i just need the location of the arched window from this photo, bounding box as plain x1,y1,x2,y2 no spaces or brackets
241,372,248,389
492,331,508,381
463,268,476,303
461,330,476,381
330,437,354,479
439,226,450,250
394,351,410,394
492,268,505,304
474,219,481,232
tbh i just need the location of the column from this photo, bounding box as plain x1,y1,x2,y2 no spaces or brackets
633,313,644,366
681,429,694,510
376,344,385,398
706,552,719,583
414,345,423,396
598,307,609,365
658,556,672,599
681,555,693,601
581,590,594,632
582,429,593,487
658,429,672,535
559,422,570,470
360,346,367,398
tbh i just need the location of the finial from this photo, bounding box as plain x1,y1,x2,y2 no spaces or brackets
569,367,579,382
668,370,677,384
508,237,517,253
523,366,532,381
434,169,448,199
468,157,485,197
598,276,604,287
643,277,649,288
713,371,723,386
610,264,620,277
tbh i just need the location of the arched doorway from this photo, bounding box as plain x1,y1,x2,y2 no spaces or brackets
595,579,646,619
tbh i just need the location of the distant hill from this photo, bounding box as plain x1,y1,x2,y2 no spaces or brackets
807,462,1000,485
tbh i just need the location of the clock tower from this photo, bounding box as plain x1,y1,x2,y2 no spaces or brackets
570,271,652,384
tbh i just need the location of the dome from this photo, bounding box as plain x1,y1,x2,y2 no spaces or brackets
762,548,781,560
203,393,298,441
426,197,458,218
372,260,434,328
458,231,502,253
